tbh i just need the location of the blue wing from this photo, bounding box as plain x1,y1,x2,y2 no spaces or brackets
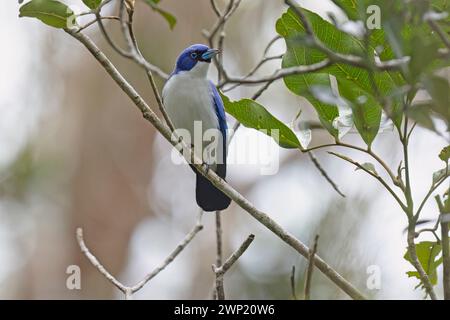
209,81,228,154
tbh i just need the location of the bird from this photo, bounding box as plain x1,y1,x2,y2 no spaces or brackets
162,44,231,212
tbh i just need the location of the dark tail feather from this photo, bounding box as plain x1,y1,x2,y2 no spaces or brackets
195,164,231,212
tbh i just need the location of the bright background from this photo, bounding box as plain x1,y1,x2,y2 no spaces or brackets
0,0,448,299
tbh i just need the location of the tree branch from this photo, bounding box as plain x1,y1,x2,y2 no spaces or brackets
213,211,224,300
304,235,319,300
76,209,203,299
213,234,255,299
290,265,298,299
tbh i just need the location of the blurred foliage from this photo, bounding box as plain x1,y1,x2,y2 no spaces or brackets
0,146,36,200
143,0,177,30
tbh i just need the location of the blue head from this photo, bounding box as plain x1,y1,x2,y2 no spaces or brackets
173,44,219,74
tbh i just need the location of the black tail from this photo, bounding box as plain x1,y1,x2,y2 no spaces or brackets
195,164,231,212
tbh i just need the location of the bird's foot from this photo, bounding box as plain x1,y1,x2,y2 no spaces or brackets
201,162,211,174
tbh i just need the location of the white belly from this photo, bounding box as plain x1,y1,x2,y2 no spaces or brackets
162,71,224,167
163,74,219,134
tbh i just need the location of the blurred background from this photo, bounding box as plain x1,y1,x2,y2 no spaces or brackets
1,0,449,299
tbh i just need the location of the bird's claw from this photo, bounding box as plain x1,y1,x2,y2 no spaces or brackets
202,162,211,174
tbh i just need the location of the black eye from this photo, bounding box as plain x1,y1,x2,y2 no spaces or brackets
191,52,198,59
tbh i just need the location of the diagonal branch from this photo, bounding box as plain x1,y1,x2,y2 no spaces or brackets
76,210,204,299
328,151,407,212
213,234,255,300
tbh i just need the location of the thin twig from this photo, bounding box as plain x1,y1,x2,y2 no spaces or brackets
76,228,128,294
290,265,298,300
304,141,404,190
415,172,450,220
308,152,345,198
76,210,204,299
77,16,120,33
130,211,204,293
210,0,222,17
214,211,224,300
328,151,407,211
224,59,332,85
304,235,319,300
213,234,255,300
124,4,175,130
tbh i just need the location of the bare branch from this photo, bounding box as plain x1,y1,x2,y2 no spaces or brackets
76,210,204,299
76,228,128,294
213,234,255,300
210,0,222,17
130,211,204,293
213,211,224,300
328,151,407,212
124,3,175,130
290,265,298,300
308,152,345,198
415,171,450,220
224,59,332,85
77,16,120,33
222,34,283,90
304,235,319,300
214,234,255,276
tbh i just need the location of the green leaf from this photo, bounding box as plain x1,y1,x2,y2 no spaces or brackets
331,0,359,20
439,146,450,162
19,0,75,29
404,241,442,287
355,162,378,176
143,0,177,30
433,168,448,185
276,7,402,144
82,0,101,10
337,78,382,146
220,93,301,149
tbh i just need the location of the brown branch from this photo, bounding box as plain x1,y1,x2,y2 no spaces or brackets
124,3,175,130
290,265,298,300
213,234,255,300
224,59,332,85
76,211,204,299
213,211,224,300
328,151,407,212
308,152,345,198
304,235,319,300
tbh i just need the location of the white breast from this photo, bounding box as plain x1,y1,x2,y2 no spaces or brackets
162,62,223,167
162,62,219,139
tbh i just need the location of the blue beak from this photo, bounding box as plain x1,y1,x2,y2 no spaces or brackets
201,48,220,60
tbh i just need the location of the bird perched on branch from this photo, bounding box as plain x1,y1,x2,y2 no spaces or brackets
162,44,231,212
